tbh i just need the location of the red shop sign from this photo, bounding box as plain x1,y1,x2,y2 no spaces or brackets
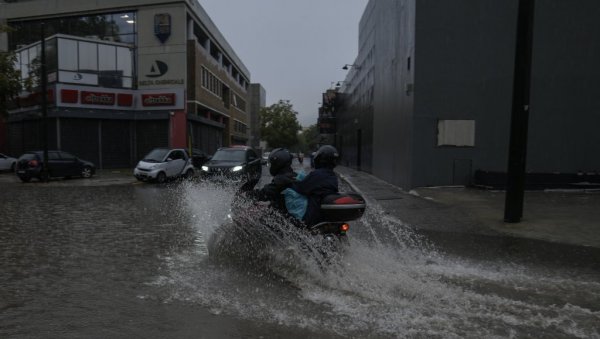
81,91,115,106
61,89,78,103
117,93,134,107
142,93,176,106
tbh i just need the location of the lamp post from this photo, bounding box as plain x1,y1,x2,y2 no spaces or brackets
342,64,361,70
504,0,535,223
40,23,49,182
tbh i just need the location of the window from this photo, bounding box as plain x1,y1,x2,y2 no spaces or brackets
79,41,98,72
201,67,223,98
58,39,78,71
169,150,185,160
231,93,246,112
116,46,132,76
59,152,76,160
437,120,476,147
98,44,116,71
8,11,137,49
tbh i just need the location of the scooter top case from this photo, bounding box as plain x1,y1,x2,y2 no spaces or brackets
320,192,366,222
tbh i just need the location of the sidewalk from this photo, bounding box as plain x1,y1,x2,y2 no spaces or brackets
335,166,600,249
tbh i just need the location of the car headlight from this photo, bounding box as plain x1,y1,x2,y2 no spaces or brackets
201,166,209,172
232,165,243,172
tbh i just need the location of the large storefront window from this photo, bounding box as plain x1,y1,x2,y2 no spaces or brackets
8,12,137,49
16,35,134,89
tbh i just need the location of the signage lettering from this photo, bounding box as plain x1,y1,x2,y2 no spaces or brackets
81,91,115,106
138,79,184,86
142,93,176,106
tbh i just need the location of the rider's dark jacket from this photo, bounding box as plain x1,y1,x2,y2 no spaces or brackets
292,167,338,227
247,168,297,214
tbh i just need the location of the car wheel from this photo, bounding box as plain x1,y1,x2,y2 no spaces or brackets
19,176,31,183
184,168,194,180
81,166,93,178
156,172,167,184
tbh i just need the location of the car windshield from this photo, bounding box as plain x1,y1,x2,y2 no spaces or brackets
142,149,169,162
18,153,36,161
211,149,246,162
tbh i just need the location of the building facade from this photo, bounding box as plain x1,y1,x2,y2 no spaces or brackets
334,0,600,189
0,0,258,168
248,83,266,151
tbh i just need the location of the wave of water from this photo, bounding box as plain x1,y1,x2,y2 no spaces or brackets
149,181,600,338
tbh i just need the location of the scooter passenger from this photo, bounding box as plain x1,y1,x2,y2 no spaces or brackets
292,145,339,227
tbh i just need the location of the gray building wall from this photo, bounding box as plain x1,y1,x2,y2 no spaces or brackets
368,0,416,189
413,0,517,187
352,0,600,189
527,1,600,173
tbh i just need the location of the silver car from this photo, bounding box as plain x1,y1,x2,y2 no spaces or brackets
134,148,194,183
0,153,17,172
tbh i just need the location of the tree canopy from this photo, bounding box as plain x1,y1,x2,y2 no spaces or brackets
260,100,302,149
0,26,22,118
298,124,320,153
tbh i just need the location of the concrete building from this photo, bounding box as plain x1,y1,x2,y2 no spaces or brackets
248,83,266,151
0,0,260,168
334,0,600,189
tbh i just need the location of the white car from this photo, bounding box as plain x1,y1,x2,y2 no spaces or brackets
0,153,17,172
134,148,195,183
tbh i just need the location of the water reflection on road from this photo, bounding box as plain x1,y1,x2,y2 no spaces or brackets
1,179,599,338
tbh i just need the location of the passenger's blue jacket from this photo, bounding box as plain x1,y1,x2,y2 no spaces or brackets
292,167,338,227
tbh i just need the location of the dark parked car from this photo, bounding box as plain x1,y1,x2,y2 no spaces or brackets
16,151,96,182
200,146,261,182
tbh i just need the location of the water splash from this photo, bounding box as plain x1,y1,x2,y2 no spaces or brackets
152,180,600,338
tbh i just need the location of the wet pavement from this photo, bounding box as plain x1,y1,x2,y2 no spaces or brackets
1,163,599,338
335,165,600,249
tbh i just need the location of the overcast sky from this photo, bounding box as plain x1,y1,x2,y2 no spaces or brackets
199,0,368,127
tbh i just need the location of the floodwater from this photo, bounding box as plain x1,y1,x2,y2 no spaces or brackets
1,176,599,338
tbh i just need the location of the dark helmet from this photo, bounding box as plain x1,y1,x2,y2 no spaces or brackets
314,145,339,169
268,148,293,176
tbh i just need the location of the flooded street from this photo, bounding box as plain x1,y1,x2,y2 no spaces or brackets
1,175,599,338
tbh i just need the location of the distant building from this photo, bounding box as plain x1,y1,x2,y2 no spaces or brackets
334,0,600,189
248,83,266,151
0,0,261,167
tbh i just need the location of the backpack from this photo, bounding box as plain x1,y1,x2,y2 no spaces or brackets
282,171,307,220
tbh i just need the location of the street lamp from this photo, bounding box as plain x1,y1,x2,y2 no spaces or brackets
342,64,361,70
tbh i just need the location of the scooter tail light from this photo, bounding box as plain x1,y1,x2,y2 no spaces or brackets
340,223,350,232
29,160,39,167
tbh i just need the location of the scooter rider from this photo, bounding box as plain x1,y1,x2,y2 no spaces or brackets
244,148,297,214
292,145,339,227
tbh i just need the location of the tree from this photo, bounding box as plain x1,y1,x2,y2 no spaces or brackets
260,100,302,149
300,124,320,152
0,26,22,118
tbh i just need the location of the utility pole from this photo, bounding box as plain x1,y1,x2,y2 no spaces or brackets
40,23,49,181
504,0,535,223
